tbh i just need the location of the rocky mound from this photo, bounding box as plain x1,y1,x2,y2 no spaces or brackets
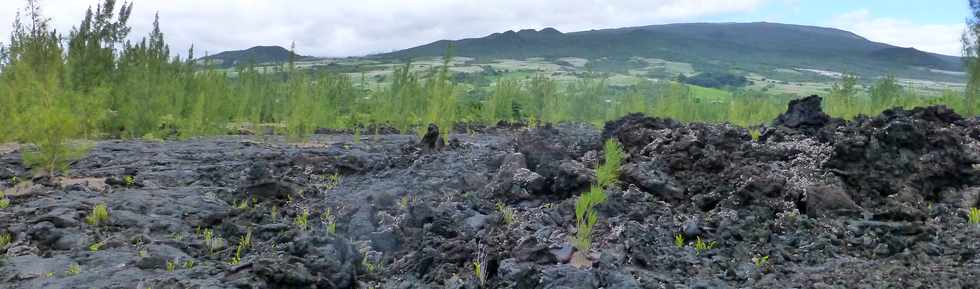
1,96,978,289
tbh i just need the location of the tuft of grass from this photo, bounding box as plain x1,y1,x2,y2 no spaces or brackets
573,185,607,252
88,241,104,252
753,255,769,268
0,191,9,209
294,208,310,231
85,203,110,226
496,202,515,225
235,198,251,210
748,128,762,141
65,263,81,276
596,139,624,188
321,208,337,234
693,237,718,254
166,259,176,272
969,207,980,225
0,232,12,248
270,205,279,221
183,259,195,269
322,173,341,191
202,228,215,256
123,175,135,187
471,244,488,287
674,234,685,248
361,251,383,274
399,195,414,210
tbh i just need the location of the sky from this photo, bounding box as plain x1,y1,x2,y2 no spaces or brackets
0,0,970,57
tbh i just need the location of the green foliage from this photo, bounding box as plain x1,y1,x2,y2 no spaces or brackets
573,185,607,252
674,234,685,248
85,203,109,226
0,0,975,156
964,1,980,117
596,139,625,188
472,261,485,287
320,208,337,234
66,263,81,276
692,236,718,254
496,202,516,225
969,207,980,225
202,228,215,256
88,241,104,252
229,231,251,265
294,208,310,231
0,191,9,209
826,73,860,119
753,255,770,268
0,232,11,248
166,259,176,272
123,175,135,187
869,75,904,113
19,106,90,175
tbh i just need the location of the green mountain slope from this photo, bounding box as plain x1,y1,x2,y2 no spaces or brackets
376,22,963,81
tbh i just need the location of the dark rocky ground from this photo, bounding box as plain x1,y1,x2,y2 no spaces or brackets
1,96,979,289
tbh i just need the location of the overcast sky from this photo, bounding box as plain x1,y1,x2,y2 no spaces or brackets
0,0,969,57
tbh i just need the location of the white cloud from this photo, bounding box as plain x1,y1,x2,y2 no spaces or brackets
829,9,964,56
0,0,765,57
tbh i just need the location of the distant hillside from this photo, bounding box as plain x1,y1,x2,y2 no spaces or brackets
377,22,964,81
199,46,312,68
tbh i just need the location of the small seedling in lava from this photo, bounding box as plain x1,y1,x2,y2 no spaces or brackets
88,241,104,252
969,207,980,225
496,202,516,225
235,198,250,210
183,259,195,269
0,232,12,248
66,263,81,276
693,237,717,254
753,255,770,268
0,191,9,209
573,185,607,252
85,203,110,226
674,234,685,248
203,228,215,256
294,208,310,231
166,259,176,272
123,175,136,187
321,208,337,234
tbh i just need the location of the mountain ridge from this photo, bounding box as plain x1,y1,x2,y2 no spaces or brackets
374,22,963,81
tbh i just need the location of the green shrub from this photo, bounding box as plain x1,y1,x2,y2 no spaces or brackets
20,106,89,176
